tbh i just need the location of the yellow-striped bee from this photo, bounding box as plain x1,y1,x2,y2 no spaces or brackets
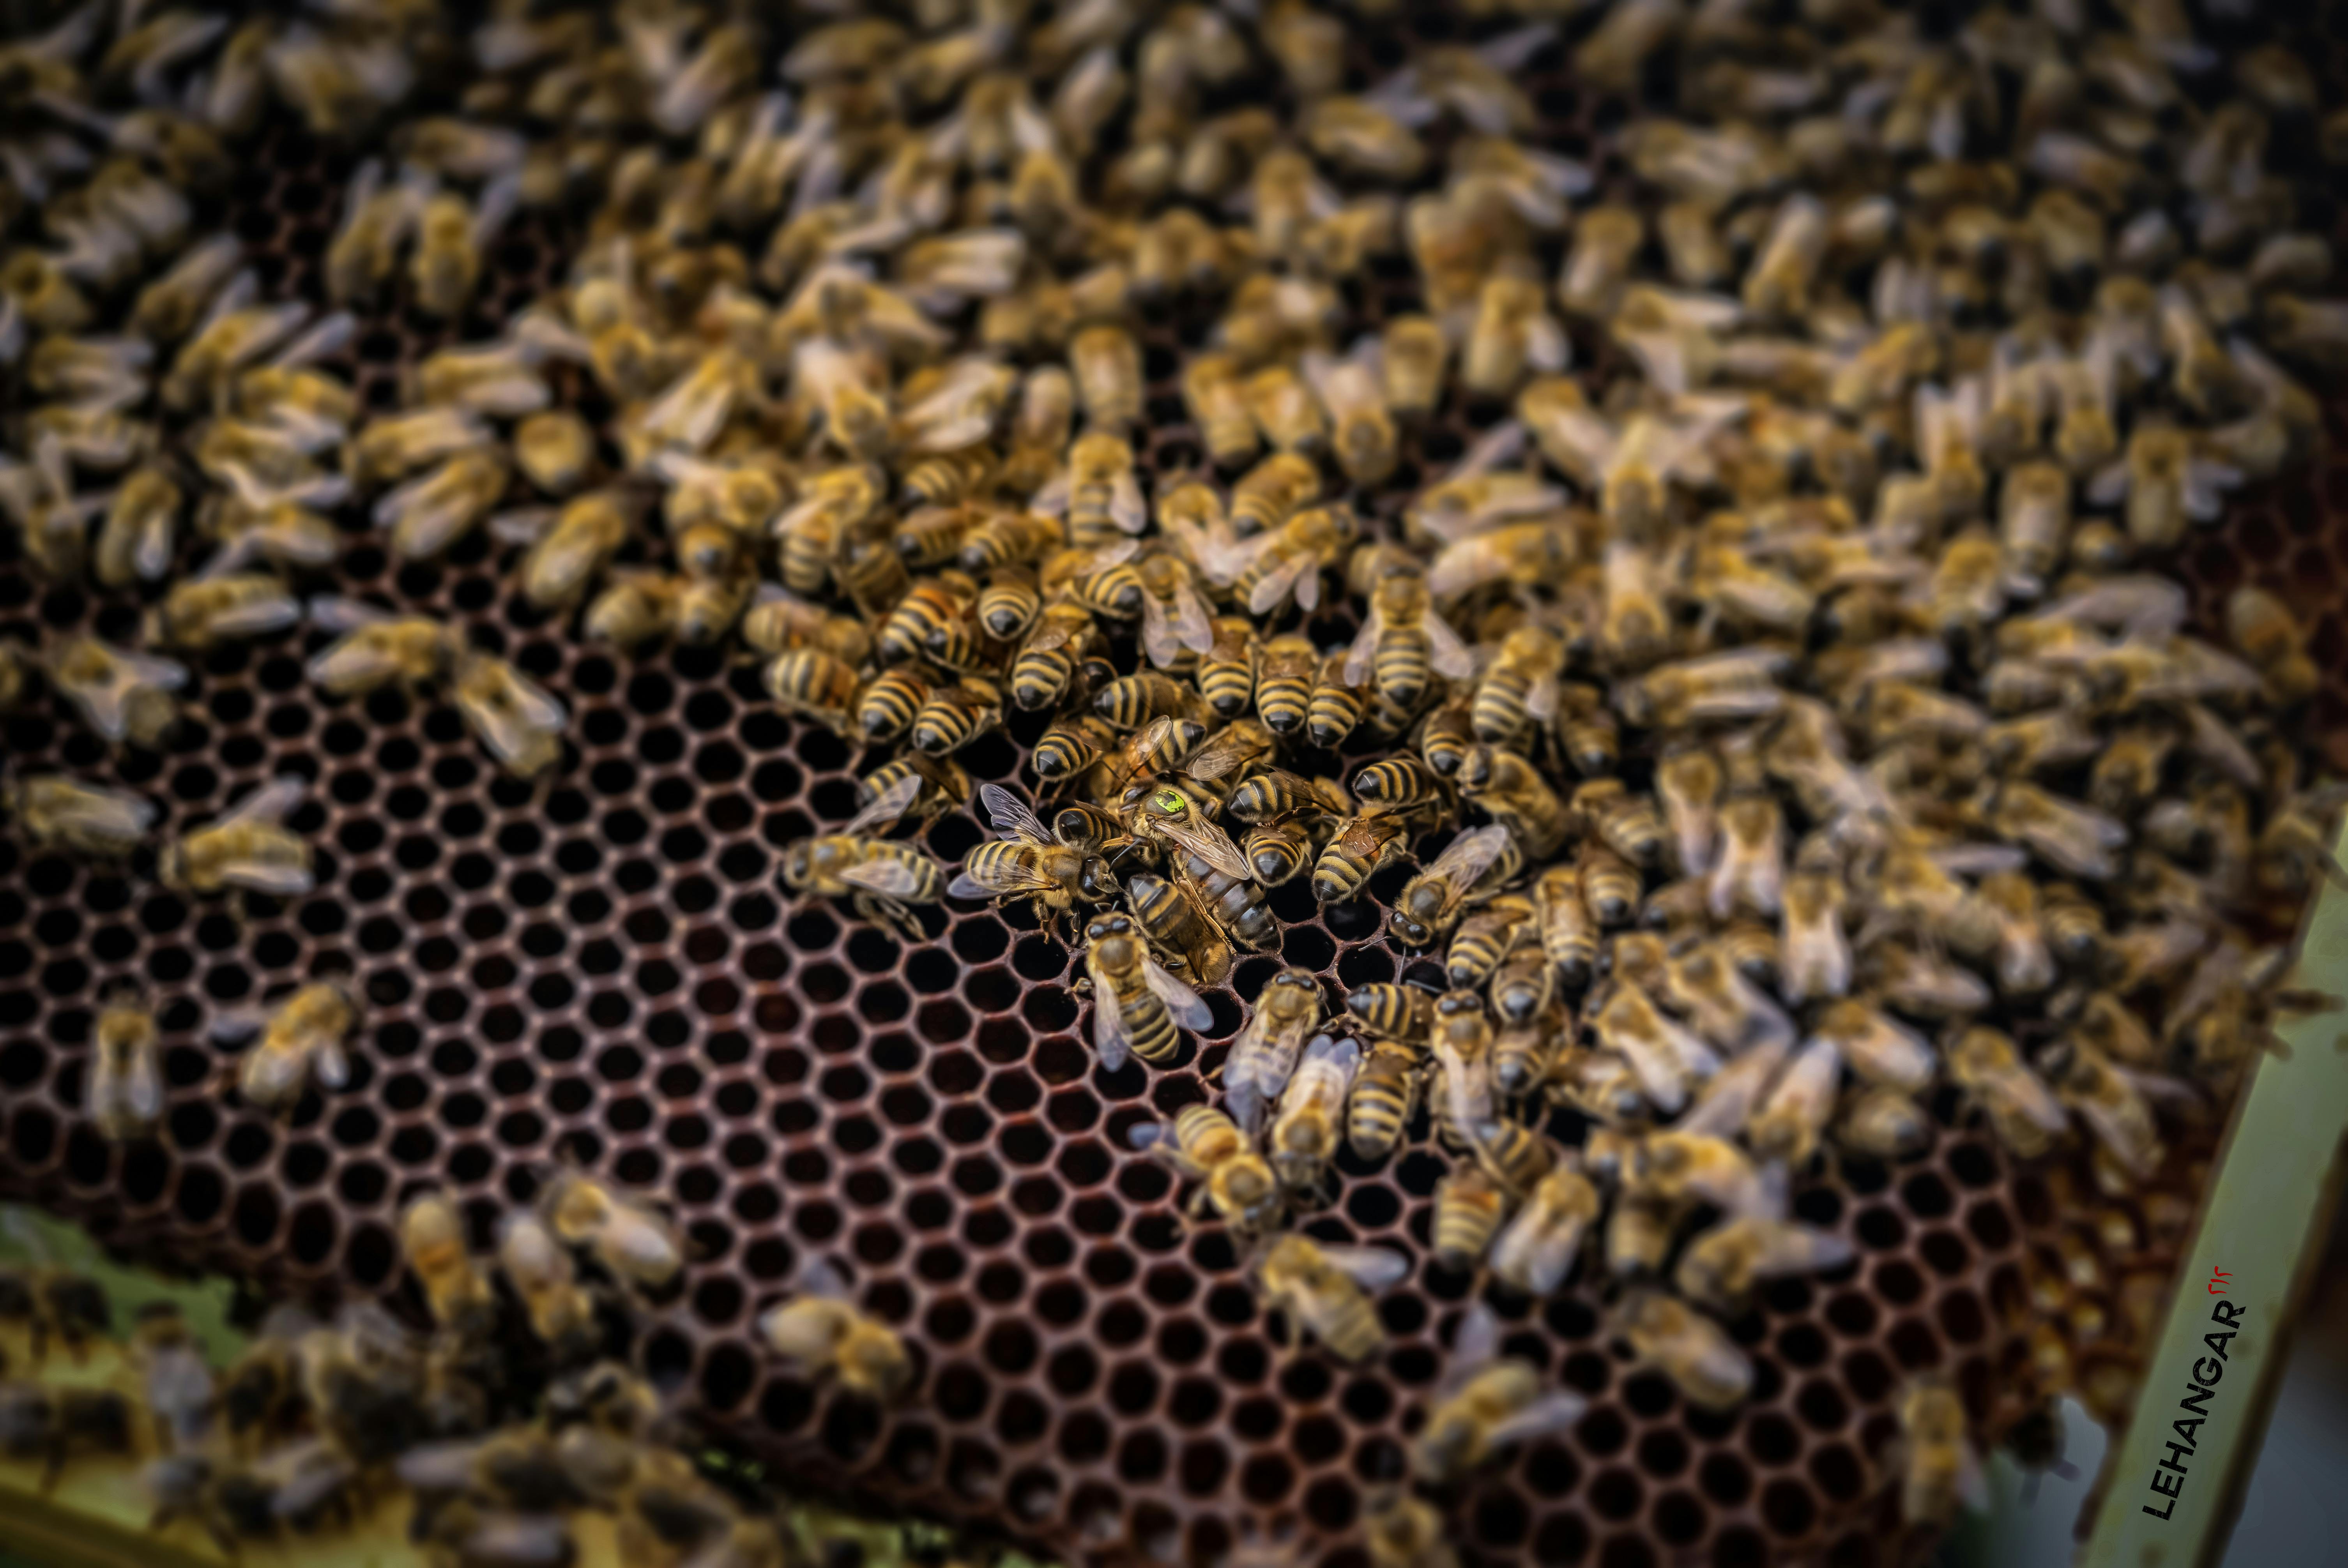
858,755,971,832
1172,847,1282,953
1312,814,1414,903
1254,1235,1409,1363
160,774,314,897
1254,634,1320,737
1457,746,1571,858
974,570,1043,642
4,775,157,858
1492,1162,1603,1297
959,508,1062,574
1390,825,1521,947
1269,1033,1362,1197
909,678,1004,756
1048,430,1146,546
1084,913,1212,1072
1420,697,1478,780
780,774,951,940
1447,893,1538,989
1307,654,1369,749
212,980,360,1118
1472,627,1565,745
1414,1305,1588,1480
1348,1040,1422,1160
950,784,1117,941
90,986,164,1142
1228,451,1323,537
1345,565,1476,711
1129,784,1255,886
1130,1105,1282,1239
1034,713,1119,782
1095,670,1206,733
1353,757,1445,818
766,648,863,739
1195,616,1260,718
856,667,932,743
1011,600,1105,712
1574,779,1668,868
1243,814,1324,886
1432,1164,1510,1273
1222,968,1324,1136
875,577,976,666
1126,868,1236,986
1346,983,1438,1045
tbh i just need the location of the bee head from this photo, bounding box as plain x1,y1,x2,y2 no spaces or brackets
780,844,812,887
1385,908,1430,945
1075,855,1119,902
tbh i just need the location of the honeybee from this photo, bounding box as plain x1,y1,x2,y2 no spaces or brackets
377,447,510,562
1226,451,1325,540
1535,864,1597,993
764,648,862,739
2226,587,2321,709
95,466,181,588
1838,1085,1934,1159
2043,1040,2165,1178
1414,1304,1586,1481
1011,600,1107,712
411,176,519,319
1469,627,1563,749
1809,999,1933,1094
1213,505,1360,616
741,587,872,669
1364,1490,1459,1568
1391,825,1522,948
1050,431,1146,546
1346,565,1476,712
497,1211,603,1366
88,986,163,1142
909,678,1004,756
950,784,1117,942
1182,351,1257,469
1559,204,1644,317
1348,1040,1423,1162
399,1193,497,1341
760,1259,912,1403
1084,911,1213,1072
543,1167,686,1299
1126,868,1236,988
1947,1027,2069,1160
211,981,358,1116
1312,813,1414,905
1614,1290,1754,1410
325,162,425,305
1070,323,1143,431
1267,1032,1361,1198
145,570,304,653
1129,1105,1282,1239
1430,1162,1511,1273
1252,1235,1409,1363
1192,616,1261,720
3,775,156,858
1491,1161,1603,1297
346,406,493,490
1675,1216,1856,1314
48,637,187,749
511,410,596,498
781,775,950,941
1034,713,1119,783
1589,982,1720,1116
1448,893,1538,990
452,651,566,779
1222,968,1324,1137
132,231,244,343
161,774,313,897
1895,1377,1982,1527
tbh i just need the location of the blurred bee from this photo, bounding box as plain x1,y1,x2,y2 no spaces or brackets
1183,351,1257,468
48,637,187,749
345,406,493,490
513,410,596,497
211,981,358,1117
1614,1290,1753,1410
1000,367,1075,497
1414,1305,1587,1481
585,572,688,651
951,784,1117,943
1559,205,1644,317
1083,911,1213,1072
1431,1164,1511,1273
1349,1040,1423,1161
399,1193,497,1342
1457,747,1569,859
1391,826,1521,948
1053,432,1146,547
88,986,163,1142
2043,1040,2164,1178
325,162,425,305
1305,339,1398,486
1213,504,1359,616
132,232,243,343
146,571,304,653
1381,314,1450,420
780,775,950,941
1223,969,1324,1136
1347,565,1476,712
1471,626,1563,748
95,466,181,588
1364,1492,1459,1568
741,587,872,668
454,652,566,778
495,492,631,610
1839,1084,1934,1159
765,648,863,739
1492,1162,1603,1296
760,1259,911,1404
1314,814,1414,904
543,1166,685,1300
378,448,511,562
1011,600,1106,712
1676,1217,1856,1315
1269,1033,1361,1197
1895,1377,1980,1527
1948,1027,2069,1160
1244,362,1328,454
2226,586,2321,709
497,1211,603,1366
1252,1236,1409,1363
411,177,519,319
1448,894,1537,990
1129,1105,1282,1239
1228,452,1324,539
1071,323,1144,431
161,774,313,898
4,775,156,858
1462,272,1570,401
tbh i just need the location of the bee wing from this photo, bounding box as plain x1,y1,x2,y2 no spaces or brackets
1426,824,1511,890
1109,468,1148,535
1343,602,1385,687
1029,467,1069,518
489,505,558,545
271,310,355,370
1182,728,1261,782
1142,955,1213,1031
1483,1391,1591,1449
1449,1300,1500,1376
1320,1244,1411,1294
1090,960,1133,1074
1172,576,1216,655
226,859,317,897
221,773,304,828
1160,815,1257,883
949,856,1061,898
1424,609,1478,680
845,771,927,836
207,1007,266,1044
797,1256,853,1301
1140,585,1181,671
1246,552,1315,616
1524,673,1558,720
978,782,1055,846
837,856,935,899
315,1037,350,1091
197,588,306,639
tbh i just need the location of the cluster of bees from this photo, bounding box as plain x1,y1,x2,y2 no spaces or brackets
3,0,2348,1560
1,1179,905,1568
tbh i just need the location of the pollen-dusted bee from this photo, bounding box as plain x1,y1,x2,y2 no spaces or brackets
4,775,157,859
780,774,950,940
1252,1235,1409,1364
1130,1105,1282,1240
542,1165,686,1300
760,1259,912,1404
47,637,188,750
89,985,163,1142
453,651,568,779
1614,1289,1755,1411
1082,912,1213,1072
210,980,359,1117
160,774,314,898
1391,825,1521,947
950,784,1118,942
1414,1304,1587,1481
398,1192,497,1342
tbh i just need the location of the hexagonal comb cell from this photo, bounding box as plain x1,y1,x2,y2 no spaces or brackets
0,37,2295,1568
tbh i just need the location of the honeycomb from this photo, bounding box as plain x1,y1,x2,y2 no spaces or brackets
0,22,2334,1568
